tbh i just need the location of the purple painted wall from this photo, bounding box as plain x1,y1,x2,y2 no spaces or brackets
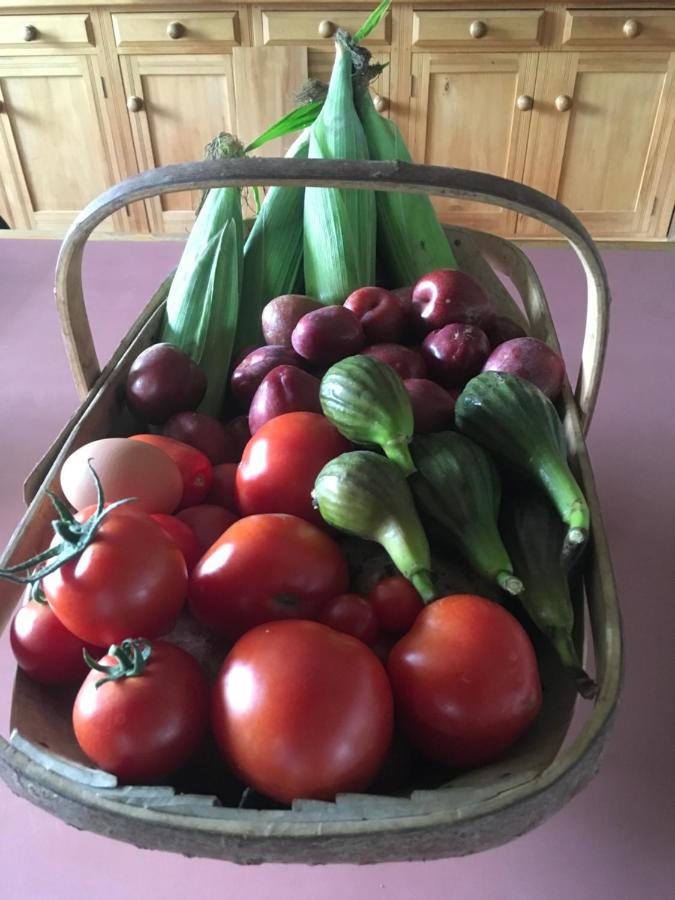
0,240,673,899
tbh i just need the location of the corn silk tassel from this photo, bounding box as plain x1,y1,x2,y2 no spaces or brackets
160,132,245,418
235,130,310,355
304,31,376,305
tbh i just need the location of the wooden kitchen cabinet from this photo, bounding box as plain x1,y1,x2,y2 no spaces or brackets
0,2,673,241
0,48,125,231
517,49,675,238
409,51,539,236
119,53,238,233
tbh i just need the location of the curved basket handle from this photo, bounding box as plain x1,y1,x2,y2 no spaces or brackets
55,159,610,433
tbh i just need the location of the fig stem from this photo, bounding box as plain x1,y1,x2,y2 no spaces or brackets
384,437,416,477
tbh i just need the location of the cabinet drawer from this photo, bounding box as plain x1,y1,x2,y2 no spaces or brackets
112,12,240,52
0,15,93,49
563,9,675,48
260,9,390,46
412,10,545,50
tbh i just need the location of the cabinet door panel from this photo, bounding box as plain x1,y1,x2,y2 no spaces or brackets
519,52,675,237
410,52,537,234
0,55,123,231
121,54,235,233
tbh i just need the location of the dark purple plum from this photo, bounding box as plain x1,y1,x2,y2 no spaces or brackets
482,337,565,400
126,343,206,424
403,379,458,434
248,365,322,435
230,345,306,408
163,411,239,465
261,294,322,347
291,306,365,365
412,269,496,336
422,324,491,388
344,287,408,344
360,343,427,380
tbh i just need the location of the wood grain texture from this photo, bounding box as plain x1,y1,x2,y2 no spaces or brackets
518,50,675,238
0,53,126,231
563,8,675,48
411,9,545,50
0,14,92,49
233,45,307,155
111,11,240,53
410,51,538,235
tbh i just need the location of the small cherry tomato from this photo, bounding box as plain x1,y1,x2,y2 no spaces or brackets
73,639,210,783
130,433,213,508
318,593,379,645
367,576,424,634
212,620,394,804
206,463,239,511
236,412,350,525
175,504,239,556
188,513,349,641
150,513,202,573
10,598,102,684
388,594,542,769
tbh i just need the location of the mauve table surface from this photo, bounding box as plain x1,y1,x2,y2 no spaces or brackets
0,239,672,899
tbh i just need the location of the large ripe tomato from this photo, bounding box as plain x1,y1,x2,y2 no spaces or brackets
388,594,542,769
10,597,102,685
73,639,209,783
235,412,350,525
212,620,393,804
44,505,187,647
188,513,348,640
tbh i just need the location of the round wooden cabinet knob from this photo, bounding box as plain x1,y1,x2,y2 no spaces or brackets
373,94,388,113
127,96,144,113
516,94,534,112
23,24,38,42
167,21,186,40
623,18,641,38
469,20,487,39
318,20,337,39
555,94,573,112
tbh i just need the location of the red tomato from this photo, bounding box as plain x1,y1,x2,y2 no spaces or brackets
10,598,102,685
188,513,348,641
368,576,424,634
73,639,209,783
206,463,239,511
43,506,187,647
318,593,379,645
212,620,393,804
175,504,239,556
235,412,350,525
130,433,213,508
149,513,202,573
388,595,542,769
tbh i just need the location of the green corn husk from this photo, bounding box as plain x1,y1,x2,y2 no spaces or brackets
235,130,309,355
355,84,457,286
304,33,376,304
160,133,244,418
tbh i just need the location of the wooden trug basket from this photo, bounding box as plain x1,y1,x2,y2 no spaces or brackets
0,159,623,865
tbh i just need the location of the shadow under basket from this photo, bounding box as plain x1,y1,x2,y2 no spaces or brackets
0,158,623,865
